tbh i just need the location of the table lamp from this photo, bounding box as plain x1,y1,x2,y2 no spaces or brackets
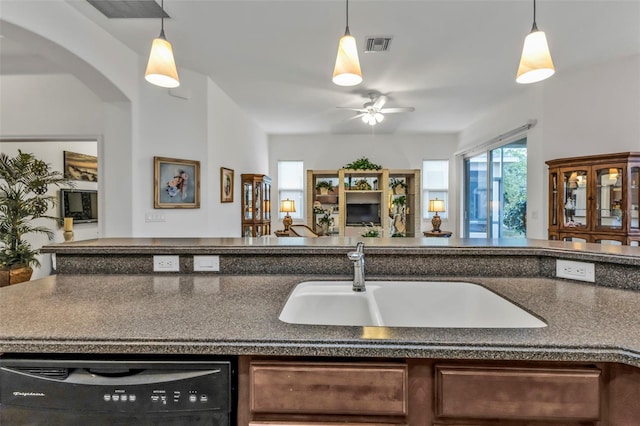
280,199,296,231
428,198,445,232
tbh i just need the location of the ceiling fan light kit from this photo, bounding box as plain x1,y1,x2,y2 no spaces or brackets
145,0,180,88
516,0,555,84
332,0,363,86
338,93,415,126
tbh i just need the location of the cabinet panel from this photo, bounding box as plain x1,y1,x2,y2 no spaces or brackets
435,365,601,421
250,362,408,416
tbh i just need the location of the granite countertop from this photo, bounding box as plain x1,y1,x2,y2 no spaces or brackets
1,274,639,367
42,237,640,266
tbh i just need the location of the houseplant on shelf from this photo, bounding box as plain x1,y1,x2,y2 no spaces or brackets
317,209,335,235
315,180,334,195
0,150,72,286
390,178,408,195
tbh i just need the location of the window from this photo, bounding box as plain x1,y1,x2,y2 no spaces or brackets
463,139,527,239
422,160,449,219
278,161,304,220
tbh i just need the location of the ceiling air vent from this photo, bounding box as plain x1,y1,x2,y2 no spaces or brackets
364,36,392,53
86,0,168,19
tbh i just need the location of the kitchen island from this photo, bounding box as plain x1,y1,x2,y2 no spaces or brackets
2,237,640,424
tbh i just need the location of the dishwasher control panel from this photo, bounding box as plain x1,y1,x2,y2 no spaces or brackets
0,358,232,414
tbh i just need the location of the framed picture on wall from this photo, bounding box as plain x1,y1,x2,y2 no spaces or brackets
154,156,200,208
63,151,98,182
220,167,234,203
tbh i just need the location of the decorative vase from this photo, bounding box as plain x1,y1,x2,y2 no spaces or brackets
319,188,329,195
63,230,74,242
321,223,329,235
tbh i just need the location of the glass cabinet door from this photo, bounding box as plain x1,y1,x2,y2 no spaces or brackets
263,182,271,220
595,166,623,230
631,166,639,231
254,183,262,220
562,169,589,229
550,172,559,227
244,182,253,220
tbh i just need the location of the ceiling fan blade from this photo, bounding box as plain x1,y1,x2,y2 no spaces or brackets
347,113,367,121
337,107,368,112
379,107,415,113
372,95,387,110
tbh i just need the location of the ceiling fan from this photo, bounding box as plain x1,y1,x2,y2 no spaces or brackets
338,93,415,125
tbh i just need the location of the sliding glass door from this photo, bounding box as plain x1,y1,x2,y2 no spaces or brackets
464,139,527,239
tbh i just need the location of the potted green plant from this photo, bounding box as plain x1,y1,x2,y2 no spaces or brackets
361,222,381,237
317,210,334,235
0,150,72,286
343,157,382,171
390,178,408,195
315,180,334,195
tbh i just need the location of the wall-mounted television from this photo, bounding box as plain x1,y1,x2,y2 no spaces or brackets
60,189,98,224
346,203,380,226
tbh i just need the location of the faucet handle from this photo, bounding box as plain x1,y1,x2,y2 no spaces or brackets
356,242,364,253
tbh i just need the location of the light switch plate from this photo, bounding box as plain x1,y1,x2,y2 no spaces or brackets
193,255,220,272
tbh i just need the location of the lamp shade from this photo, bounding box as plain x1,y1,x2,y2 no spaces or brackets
145,36,180,88
516,29,555,84
332,33,363,87
280,199,296,213
428,198,446,213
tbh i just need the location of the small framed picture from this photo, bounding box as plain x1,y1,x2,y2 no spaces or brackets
220,167,234,203
64,151,98,182
154,156,200,209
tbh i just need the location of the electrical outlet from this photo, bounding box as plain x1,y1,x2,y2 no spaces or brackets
153,255,179,272
193,255,220,272
556,259,595,282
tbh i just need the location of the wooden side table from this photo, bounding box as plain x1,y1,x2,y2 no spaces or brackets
423,230,452,238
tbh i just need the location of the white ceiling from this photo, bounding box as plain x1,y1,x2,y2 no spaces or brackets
2,0,640,135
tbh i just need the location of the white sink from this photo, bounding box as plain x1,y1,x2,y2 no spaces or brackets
279,281,546,328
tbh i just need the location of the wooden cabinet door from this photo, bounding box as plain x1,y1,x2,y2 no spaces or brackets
434,365,601,421
250,361,408,417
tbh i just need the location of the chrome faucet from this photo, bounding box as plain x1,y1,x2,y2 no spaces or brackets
347,242,365,292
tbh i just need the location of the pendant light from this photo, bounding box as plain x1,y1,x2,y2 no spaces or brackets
516,0,555,84
332,0,363,86
145,0,180,88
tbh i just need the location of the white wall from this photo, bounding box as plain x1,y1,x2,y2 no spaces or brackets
0,141,98,279
0,74,104,136
268,133,458,231
1,2,268,258
457,53,640,239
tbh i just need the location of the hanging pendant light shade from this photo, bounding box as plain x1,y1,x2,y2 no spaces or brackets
516,0,555,84
332,0,362,86
145,0,180,88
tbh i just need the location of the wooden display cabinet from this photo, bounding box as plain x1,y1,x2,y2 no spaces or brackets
546,152,640,245
306,169,420,237
388,170,421,237
306,170,340,235
339,168,389,237
241,174,271,237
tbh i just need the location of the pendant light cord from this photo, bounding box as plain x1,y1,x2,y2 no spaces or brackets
159,0,166,39
344,0,351,36
531,0,539,32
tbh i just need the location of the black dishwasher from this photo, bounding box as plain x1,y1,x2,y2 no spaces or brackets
0,354,236,425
